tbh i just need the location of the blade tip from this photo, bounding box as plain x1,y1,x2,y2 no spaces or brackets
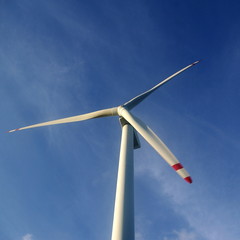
192,60,200,65
184,176,192,184
7,128,20,133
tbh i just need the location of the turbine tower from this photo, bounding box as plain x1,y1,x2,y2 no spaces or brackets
9,61,199,240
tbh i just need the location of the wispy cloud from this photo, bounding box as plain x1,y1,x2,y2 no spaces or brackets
136,232,144,240
22,233,33,240
135,153,240,240
163,229,197,240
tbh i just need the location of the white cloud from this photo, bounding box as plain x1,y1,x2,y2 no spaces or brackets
163,229,197,240
174,229,197,240
135,154,240,240
22,233,33,240
136,232,144,240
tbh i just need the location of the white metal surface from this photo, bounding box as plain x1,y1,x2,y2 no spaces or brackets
8,61,199,238
123,61,200,110
8,107,118,132
111,123,135,240
118,106,191,182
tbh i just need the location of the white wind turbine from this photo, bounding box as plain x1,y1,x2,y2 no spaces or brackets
9,61,200,240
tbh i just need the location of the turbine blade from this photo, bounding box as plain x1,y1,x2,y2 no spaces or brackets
123,60,200,110
8,107,118,133
118,107,192,183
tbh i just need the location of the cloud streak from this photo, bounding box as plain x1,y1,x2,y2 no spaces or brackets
135,153,240,240
22,234,33,240
163,229,197,240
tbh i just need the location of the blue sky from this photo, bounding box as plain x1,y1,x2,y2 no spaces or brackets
1,0,240,239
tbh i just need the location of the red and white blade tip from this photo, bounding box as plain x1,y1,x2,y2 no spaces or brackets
172,163,192,184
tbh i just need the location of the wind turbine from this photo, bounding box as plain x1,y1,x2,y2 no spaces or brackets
8,61,199,240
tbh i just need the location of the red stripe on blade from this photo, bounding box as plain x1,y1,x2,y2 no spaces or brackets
172,163,183,171
184,176,192,184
